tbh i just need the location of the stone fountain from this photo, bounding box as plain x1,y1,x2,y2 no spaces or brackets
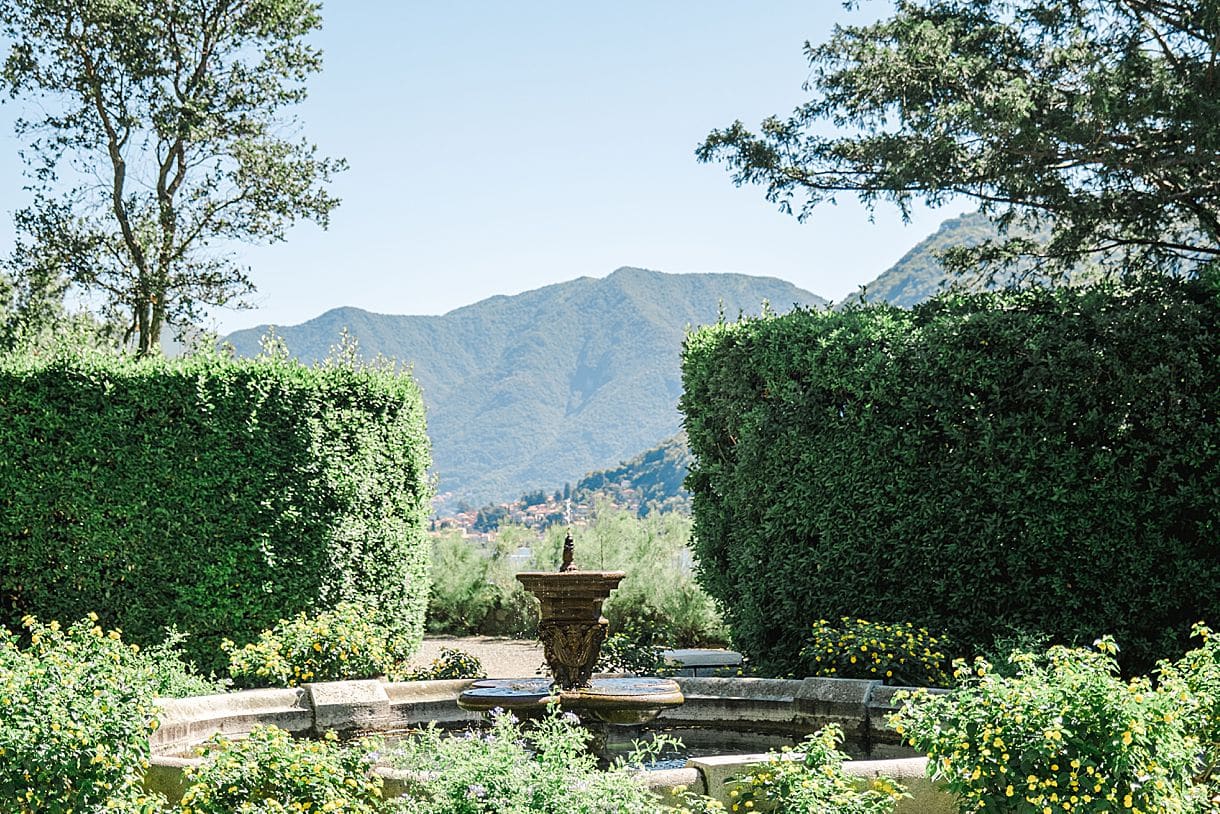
457,531,684,725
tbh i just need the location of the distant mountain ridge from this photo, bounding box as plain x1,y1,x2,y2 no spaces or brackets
848,212,998,307
576,432,692,516
225,267,824,505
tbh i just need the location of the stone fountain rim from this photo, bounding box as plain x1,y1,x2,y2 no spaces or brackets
515,570,627,581
145,675,954,813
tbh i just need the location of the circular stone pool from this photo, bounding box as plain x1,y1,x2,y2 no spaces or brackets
146,676,955,814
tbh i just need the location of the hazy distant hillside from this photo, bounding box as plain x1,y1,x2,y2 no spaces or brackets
226,267,824,505
576,432,692,516
850,212,998,307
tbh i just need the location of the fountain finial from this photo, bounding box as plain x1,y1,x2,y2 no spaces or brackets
559,530,577,572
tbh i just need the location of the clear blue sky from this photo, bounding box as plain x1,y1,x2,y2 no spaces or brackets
0,2,969,335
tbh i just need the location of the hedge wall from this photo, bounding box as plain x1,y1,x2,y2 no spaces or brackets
681,276,1220,674
0,348,432,672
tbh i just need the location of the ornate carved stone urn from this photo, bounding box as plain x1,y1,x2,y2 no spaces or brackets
456,531,684,725
516,565,623,689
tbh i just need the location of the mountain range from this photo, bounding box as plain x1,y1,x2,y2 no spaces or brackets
846,212,997,307
226,214,997,508
226,267,825,506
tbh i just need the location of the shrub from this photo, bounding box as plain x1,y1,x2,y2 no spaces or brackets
0,614,164,812
426,525,540,638
0,343,432,673
180,725,382,814
687,725,903,814
597,613,667,676
1157,623,1220,800
138,627,230,698
797,618,951,686
425,532,497,635
384,704,677,814
225,602,412,688
891,639,1204,813
681,276,1220,674
400,647,485,681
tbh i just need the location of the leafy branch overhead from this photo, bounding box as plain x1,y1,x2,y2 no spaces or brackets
0,0,345,354
698,0,1220,282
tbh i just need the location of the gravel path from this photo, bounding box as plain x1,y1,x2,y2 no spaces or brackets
409,635,546,679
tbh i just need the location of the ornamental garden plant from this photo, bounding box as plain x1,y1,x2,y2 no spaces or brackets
0,345,433,674
798,618,951,687
0,614,164,813
691,725,904,814
224,602,414,688
180,726,383,814
384,704,682,814
681,277,1220,675
891,639,1205,813
1156,623,1220,803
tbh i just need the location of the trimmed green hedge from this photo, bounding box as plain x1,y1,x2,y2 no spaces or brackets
0,347,432,672
681,276,1220,674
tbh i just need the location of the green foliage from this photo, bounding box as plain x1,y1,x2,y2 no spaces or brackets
681,277,1220,674
1157,623,1220,797
798,619,951,687
0,346,432,673
540,509,728,648
137,628,229,699
181,725,382,814
891,640,1204,813
224,268,824,504
425,532,498,635
0,614,165,813
425,525,539,638
701,726,903,814
225,602,412,688
401,647,485,682
384,705,676,814
699,1,1220,281
597,614,667,676
426,509,727,649
0,0,345,353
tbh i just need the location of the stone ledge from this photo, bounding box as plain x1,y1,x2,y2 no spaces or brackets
304,679,392,737
153,687,310,755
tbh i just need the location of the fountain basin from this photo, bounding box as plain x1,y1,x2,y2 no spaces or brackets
145,676,954,813
457,676,684,724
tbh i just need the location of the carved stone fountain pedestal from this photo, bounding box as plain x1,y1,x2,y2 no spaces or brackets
520,569,622,689
457,533,684,725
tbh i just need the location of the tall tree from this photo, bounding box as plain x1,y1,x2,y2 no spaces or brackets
698,1,1220,282
0,0,344,354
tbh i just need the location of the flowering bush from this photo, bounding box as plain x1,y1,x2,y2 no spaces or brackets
400,647,485,681
1157,623,1220,801
798,618,951,686
0,614,164,813
181,725,382,814
224,602,412,687
684,725,903,814
891,639,1204,813
384,704,675,813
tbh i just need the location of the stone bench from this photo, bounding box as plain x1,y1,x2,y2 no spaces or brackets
660,648,744,677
